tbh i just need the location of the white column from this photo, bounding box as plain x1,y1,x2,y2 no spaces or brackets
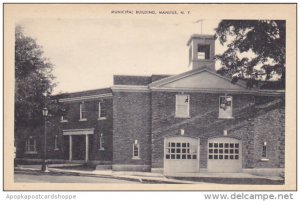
69,135,72,161
85,134,89,162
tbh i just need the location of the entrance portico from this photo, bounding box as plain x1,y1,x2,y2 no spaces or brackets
63,128,94,161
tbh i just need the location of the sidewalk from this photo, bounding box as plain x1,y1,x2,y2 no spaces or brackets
14,165,197,184
14,164,284,184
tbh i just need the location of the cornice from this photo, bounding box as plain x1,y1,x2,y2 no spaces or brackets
62,128,95,135
150,87,285,96
111,85,150,93
59,93,113,103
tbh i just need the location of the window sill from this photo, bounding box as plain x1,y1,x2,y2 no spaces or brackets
97,117,107,120
132,157,141,160
79,119,87,122
60,120,68,123
54,148,60,151
98,148,105,151
175,116,191,119
218,117,235,120
260,158,270,162
24,151,38,154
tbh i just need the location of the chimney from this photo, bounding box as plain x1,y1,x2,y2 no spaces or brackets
187,34,216,71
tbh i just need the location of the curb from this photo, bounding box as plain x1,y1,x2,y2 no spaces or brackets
15,167,283,185
49,168,197,184
14,167,196,184
168,176,284,185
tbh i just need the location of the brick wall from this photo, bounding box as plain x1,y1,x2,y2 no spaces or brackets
59,98,113,161
151,91,256,168
151,91,284,170
251,96,285,168
112,92,152,168
16,126,44,159
17,86,114,162
16,115,65,160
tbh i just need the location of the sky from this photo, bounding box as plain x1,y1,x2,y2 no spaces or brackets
19,17,224,94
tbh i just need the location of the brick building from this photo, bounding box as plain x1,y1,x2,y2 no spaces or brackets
16,88,113,166
16,34,285,175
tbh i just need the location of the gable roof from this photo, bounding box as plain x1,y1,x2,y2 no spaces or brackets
149,67,247,92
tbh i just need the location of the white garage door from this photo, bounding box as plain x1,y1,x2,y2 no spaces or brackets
207,137,242,173
164,136,200,174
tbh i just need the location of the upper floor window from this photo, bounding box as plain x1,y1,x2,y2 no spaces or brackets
176,94,190,118
197,44,210,60
98,101,106,120
79,102,87,121
132,140,140,159
60,107,68,122
25,136,37,153
60,115,68,122
219,96,233,119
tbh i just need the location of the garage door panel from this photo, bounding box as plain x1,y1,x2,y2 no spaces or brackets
207,138,242,173
164,137,199,173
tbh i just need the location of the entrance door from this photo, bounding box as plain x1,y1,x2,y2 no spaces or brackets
72,135,86,160
164,136,199,174
207,137,242,173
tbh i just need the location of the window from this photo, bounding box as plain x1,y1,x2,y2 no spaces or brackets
219,96,233,119
132,140,140,159
54,135,59,150
208,142,239,160
176,94,190,118
60,107,68,122
98,101,106,120
99,133,105,150
79,102,87,121
260,142,269,161
197,44,210,60
261,141,269,160
165,142,197,160
25,136,36,153
60,115,68,122
262,144,267,158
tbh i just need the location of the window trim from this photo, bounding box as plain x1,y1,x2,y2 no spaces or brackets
218,96,234,119
132,140,140,159
97,101,107,120
79,102,87,121
25,136,37,154
175,94,190,118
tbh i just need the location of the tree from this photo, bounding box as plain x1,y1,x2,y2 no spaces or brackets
15,25,56,129
215,20,285,88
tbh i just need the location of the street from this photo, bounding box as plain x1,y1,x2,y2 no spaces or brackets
14,171,139,183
